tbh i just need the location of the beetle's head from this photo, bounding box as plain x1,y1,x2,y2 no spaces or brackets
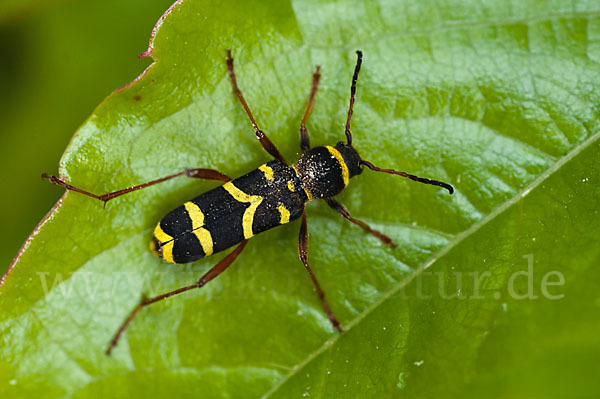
340,50,454,195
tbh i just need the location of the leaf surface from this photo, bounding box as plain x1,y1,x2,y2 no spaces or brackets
2,0,599,397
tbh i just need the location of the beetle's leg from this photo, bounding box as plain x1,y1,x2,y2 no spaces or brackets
298,212,343,332
326,198,397,248
225,50,287,164
106,240,248,355
42,168,230,205
299,66,321,152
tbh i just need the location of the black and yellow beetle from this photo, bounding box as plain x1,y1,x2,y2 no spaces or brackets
43,50,454,354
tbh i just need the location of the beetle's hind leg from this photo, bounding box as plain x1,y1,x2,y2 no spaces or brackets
106,240,248,355
299,66,321,152
225,50,287,164
326,198,397,248
298,212,343,332
42,168,230,205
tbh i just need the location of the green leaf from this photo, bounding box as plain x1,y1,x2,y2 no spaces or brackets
2,0,600,398
267,136,600,398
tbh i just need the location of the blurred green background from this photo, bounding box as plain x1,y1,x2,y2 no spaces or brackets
0,0,174,275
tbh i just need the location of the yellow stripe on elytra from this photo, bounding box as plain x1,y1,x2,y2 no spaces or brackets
258,164,274,181
149,239,160,258
287,180,296,192
184,201,214,256
222,181,263,239
278,203,291,224
153,224,175,263
192,229,213,256
184,201,205,227
326,146,349,186
291,164,314,201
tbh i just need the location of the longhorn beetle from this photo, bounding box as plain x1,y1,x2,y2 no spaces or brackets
43,50,454,355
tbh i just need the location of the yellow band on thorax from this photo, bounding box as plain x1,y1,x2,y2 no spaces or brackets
325,146,349,186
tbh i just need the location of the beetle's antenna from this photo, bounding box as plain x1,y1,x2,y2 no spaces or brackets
345,50,362,146
360,160,454,194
